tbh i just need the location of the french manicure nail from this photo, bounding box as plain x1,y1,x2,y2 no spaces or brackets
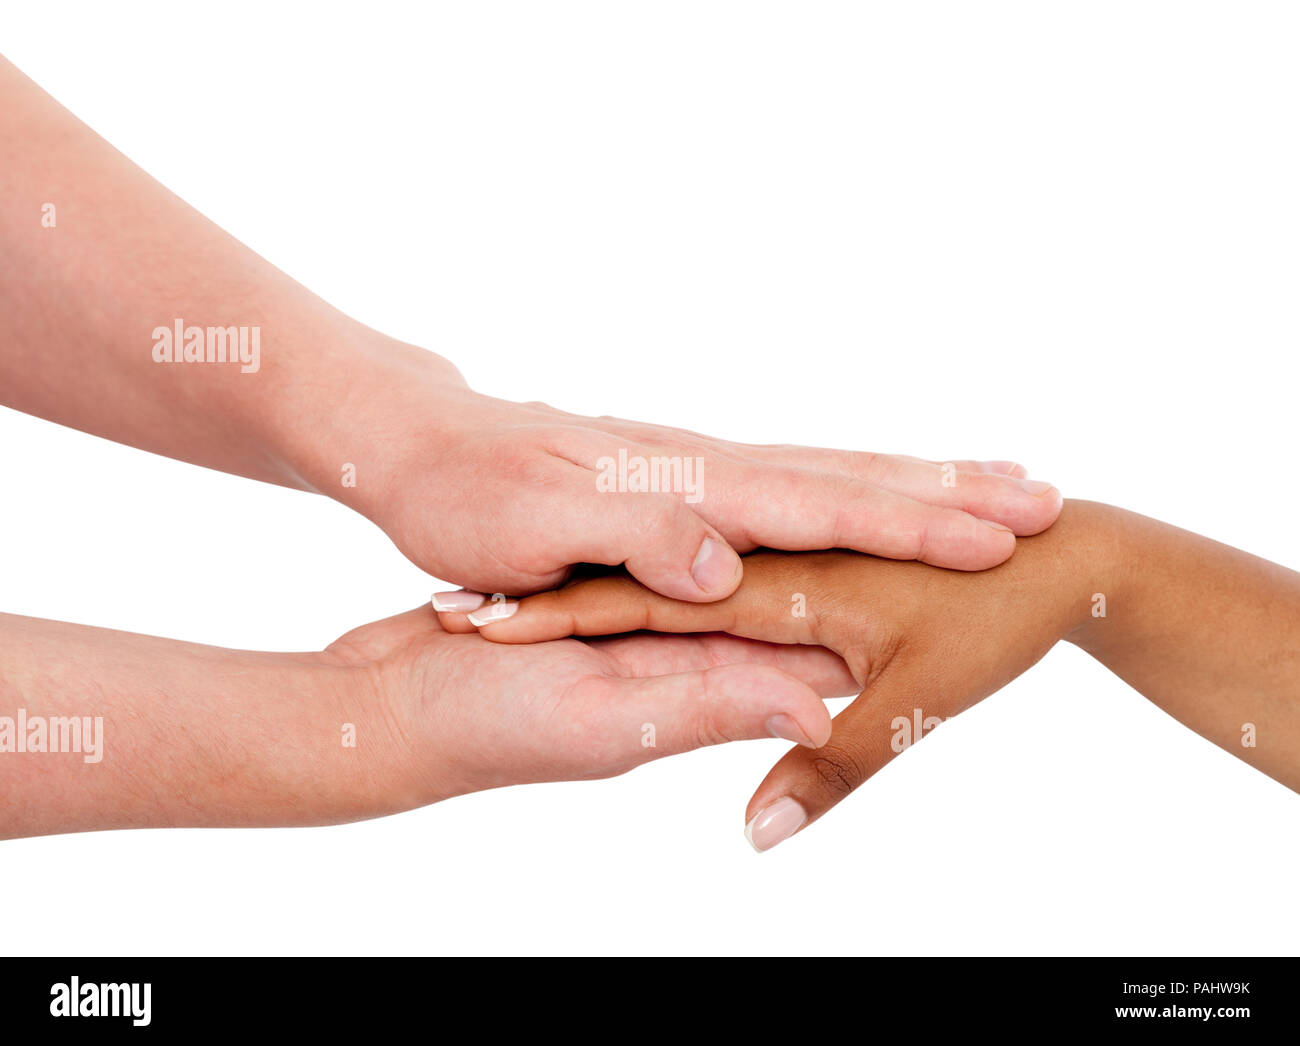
467,601,518,627
431,590,486,613
745,797,807,853
691,536,740,594
766,714,815,748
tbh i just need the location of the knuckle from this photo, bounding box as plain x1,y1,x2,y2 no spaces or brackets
691,715,734,750
486,438,565,489
538,425,607,465
688,667,741,749
633,495,692,543
863,452,906,486
809,743,868,800
911,512,935,562
834,448,880,480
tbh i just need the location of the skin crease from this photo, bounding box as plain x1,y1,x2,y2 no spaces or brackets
0,609,860,841
0,53,1063,607
456,500,1300,848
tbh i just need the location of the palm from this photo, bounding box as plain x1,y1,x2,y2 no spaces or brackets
326,608,855,800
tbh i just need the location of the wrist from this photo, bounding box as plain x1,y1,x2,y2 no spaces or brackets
978,499,1127,650
314,637,464,816
215,651,425,828
260,325,474,519
1050,499,1132,650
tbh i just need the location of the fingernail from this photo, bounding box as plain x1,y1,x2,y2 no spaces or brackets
765,714,815,748
980,518,1014,533
467,601,518,627
691,536,740,594
979,459,1025,477
1017,479,1057,497
745,798,807,853
431,590,486,613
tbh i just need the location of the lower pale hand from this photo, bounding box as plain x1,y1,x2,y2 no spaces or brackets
328,606,857,806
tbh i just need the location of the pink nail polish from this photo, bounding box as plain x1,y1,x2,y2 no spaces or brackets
467,601,518,627
745,797,807,852
431,590,486,613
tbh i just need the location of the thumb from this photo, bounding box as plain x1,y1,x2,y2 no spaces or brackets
555,486,743,601
577,663,833,773
742,660,953,852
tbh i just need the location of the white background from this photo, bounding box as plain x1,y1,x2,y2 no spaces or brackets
1,2,1297,956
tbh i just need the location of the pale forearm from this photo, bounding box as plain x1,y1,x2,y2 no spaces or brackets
0,612,389,839
0,55,464,494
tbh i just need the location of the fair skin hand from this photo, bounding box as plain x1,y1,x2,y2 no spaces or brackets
455,500,1300,849
0,55,1062,603
0,608,858,841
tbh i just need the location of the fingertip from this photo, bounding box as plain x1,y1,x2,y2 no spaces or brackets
474,596,576,644
980,479,1062,537
687,535,743,600
807,711,833,749
976,519,1019,566
431,590,486,634
695,663,829,748
435,611,481,634
921,513,1018,571
744,797,808,853
980,523,1019,568
466,600,519,629
431,590,486,613
766,710,833,749
1017,481,1064,533
472,621,514,642
741,667,833,748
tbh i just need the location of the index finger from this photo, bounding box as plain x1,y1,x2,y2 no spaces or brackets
469,556,820,647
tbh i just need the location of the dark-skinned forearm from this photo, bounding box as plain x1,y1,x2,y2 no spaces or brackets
1066,503,1300,789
